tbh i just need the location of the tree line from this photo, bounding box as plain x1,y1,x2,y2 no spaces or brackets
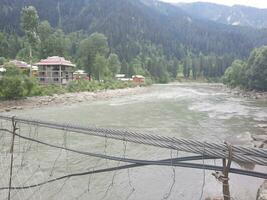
0,6,239,83
223,45,267,91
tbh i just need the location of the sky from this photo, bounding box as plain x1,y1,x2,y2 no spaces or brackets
160,0,267,8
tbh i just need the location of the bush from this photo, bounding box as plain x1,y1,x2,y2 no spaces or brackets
67,79,136,93
0,76,25,99
222,60,248,88
223,46,267,91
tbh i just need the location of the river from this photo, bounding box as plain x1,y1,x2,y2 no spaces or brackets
1,83,267,200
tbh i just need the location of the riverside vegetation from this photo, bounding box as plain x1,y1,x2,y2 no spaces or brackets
0,65,145,100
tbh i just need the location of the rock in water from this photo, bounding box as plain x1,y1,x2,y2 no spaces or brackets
258,124,267,129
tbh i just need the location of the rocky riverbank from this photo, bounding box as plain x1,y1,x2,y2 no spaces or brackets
0,86,148,112
224,86,267,100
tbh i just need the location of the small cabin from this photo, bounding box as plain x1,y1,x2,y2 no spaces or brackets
36,56,75,85
132,75,145,85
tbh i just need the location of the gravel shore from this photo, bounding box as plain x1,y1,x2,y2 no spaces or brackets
223,86,267,99
0,86,148,113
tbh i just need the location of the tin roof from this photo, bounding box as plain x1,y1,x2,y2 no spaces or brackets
10,60,31,69
132,75,145,79
35,56,76,67
115,74,126,78
74,70,86,75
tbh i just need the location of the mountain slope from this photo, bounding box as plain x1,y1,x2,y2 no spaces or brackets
177,2,267,29
0,0,267,59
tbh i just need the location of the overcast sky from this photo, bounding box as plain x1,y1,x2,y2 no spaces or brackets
160,0,267,8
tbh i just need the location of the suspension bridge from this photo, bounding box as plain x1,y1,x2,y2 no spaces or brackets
0,115,266,200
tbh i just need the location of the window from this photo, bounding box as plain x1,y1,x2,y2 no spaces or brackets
53,66,60,71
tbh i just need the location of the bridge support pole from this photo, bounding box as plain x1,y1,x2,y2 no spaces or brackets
222,144,233,200
8,117,18,200
222,158,230,200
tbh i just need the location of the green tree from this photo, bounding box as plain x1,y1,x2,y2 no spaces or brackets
120,59,129,76
21,6,40,62
78,33,109,75
183,56,191,78
108,53,121,77
38,20,53,58
223,60,247,88
92,53,108,81
0,32,8,58
246,46,267,90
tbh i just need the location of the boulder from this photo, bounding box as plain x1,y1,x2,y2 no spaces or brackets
257,180,267,200
252,141,265,148
5,108,11,112
252,135,267,142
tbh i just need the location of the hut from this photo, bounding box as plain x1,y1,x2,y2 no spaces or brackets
36,56,76,85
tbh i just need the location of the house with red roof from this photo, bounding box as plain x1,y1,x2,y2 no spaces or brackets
9,60,31,69
35,56,76,85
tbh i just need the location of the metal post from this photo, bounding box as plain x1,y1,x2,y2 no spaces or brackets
8,117,17,200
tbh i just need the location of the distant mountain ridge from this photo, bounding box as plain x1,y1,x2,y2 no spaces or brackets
177,2,267,29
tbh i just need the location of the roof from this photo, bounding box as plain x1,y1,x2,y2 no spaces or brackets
10,60,31,69
74,70,86,75
115,74,126,78
32,66,38,71
0,67,6,72
132,75,145,79
35,56,76,67
120,78,133,81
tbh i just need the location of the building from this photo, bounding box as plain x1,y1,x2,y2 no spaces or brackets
0,67,6,79
36,56,76,85
115,74,133,82
9,60,31,70
5,60,37,76
73,70,89,80
115,74,126,80
132,75,145,85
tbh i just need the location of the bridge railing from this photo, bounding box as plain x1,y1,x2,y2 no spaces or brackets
0,115,266,200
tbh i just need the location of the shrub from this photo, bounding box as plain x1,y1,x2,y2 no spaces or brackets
0,76,25,99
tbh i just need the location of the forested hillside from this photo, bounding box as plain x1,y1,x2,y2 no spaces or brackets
0,0,267,83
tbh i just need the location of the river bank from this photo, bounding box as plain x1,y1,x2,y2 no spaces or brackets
0,86,148,113
224,86,267,100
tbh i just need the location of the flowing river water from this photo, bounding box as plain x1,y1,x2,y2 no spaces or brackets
1,83,267,200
